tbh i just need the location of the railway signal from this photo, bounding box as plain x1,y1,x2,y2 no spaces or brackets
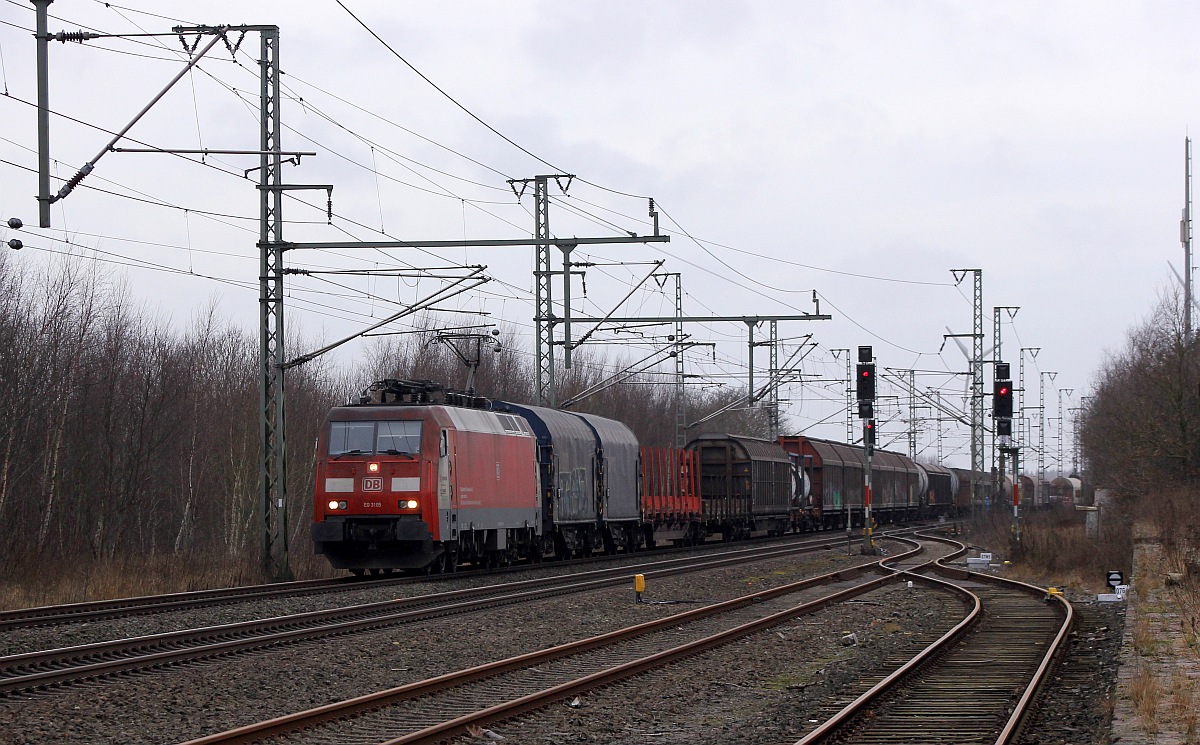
856,345,877,556
993,379,1013,418
856,364,876,402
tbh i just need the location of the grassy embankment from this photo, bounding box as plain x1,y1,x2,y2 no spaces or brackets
965,501,1133,594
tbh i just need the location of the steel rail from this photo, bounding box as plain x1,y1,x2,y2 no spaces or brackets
0,576,357,630
176,537,963,745
991,572,1075,743
793,531,1073,745
0,529,894,630
794,534,979,744
0,535,868,696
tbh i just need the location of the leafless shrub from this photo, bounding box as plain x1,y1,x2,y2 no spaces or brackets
970,502,1133,593
1082,290,1200,498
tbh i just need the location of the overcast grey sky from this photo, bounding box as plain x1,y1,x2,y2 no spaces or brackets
1,1,1194,470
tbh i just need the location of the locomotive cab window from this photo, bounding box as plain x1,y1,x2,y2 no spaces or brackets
377,420,422,454
328,420,422,455
329,421,374,455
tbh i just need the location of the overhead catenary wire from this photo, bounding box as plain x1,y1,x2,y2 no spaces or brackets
3,4,1003,459
0,10,736,406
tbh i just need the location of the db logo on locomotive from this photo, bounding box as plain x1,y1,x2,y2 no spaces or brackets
362,477,383,492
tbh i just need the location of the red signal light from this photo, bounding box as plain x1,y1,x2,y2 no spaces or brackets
993,380,1014,418
856,363,876,400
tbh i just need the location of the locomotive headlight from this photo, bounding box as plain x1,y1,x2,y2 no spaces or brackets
327,500,348,511
367,462,380,473
404,499,419,509
328,500,340,510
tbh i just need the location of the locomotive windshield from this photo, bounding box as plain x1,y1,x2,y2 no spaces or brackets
328,420,422,455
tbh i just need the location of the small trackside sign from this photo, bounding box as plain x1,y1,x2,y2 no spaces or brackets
1107,570,1124,588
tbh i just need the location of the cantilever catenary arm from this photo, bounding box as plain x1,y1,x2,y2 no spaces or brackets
48,27,228,205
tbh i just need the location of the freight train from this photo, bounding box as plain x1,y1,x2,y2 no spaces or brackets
312,379,965,575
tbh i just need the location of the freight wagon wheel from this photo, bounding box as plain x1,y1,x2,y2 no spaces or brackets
350,568,365,577
444,551,458,573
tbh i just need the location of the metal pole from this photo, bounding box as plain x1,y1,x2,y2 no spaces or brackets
562,243,574,369
846,352,853,444
908,369,917,459
746,321,756,409
1185,137,1193,342
1058,388,1073,478
833,349,852,443
674,274,686,448
863,418,874,554
1038,373,1046,504
768,320,780,440
258,26,289,581
1012,447,1021,545
952,270,985,515
972,271,983,513
993,307,1001,491
1038,371,1055,504
1076,396,1091,476
1019,347,1040,453
934,389,943,463
33,0,52,227
533,176,554,406
991,306,1018,493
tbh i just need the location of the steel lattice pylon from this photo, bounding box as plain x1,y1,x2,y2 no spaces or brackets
673,274,686,448
533,176,555,407
971,270,984,508
258,27,289,580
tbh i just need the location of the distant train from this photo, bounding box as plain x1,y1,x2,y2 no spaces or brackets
312,379,969,574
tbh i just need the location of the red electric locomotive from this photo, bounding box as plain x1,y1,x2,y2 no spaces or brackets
312,380,540,574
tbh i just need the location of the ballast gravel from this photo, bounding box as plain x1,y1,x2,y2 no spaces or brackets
0,540,1123,745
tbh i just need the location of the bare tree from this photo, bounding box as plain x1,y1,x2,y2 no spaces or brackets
1082,289,1200,494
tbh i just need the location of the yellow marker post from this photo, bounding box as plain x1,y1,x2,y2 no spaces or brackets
634,574,646,603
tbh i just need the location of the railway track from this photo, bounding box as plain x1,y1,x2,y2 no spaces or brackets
0,533,880,697
0,576,359,631
795,533,1073,745
0,529,899,631
176,535,964,745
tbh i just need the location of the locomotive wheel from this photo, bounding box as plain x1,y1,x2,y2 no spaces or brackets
427,554,445,575
444,551,458,573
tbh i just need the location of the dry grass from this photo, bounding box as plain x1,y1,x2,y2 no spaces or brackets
965,503,1133,594
1170,672,1195,717
1133,618,1158,657
1132,664,1162,736
0,551,339,611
